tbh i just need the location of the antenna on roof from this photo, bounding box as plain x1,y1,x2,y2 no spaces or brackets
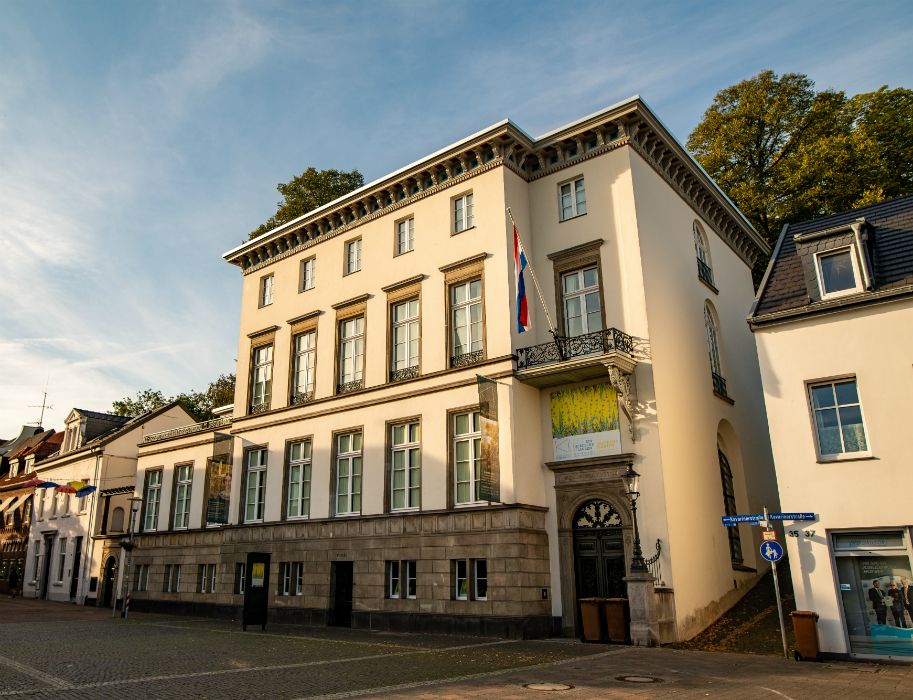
28,380,53,428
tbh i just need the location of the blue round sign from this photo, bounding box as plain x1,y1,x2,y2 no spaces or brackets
760,541,784,562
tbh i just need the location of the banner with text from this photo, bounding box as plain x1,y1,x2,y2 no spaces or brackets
550,383,622,461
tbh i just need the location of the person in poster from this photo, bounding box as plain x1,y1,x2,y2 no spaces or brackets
869,579,888,625
903,577,913,624
887,580,908,628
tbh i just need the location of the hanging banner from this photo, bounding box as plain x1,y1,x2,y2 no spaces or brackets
550,383,622,461
476,375,501,502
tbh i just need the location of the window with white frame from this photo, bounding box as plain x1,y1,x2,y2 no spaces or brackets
450,279,482,364
561,267,602,337
387,560,417,599
816,248,862,298
259,274,274,307
473,559,488,600
704,302,726,395
50,489,58,517
172,463,192,530
391,421,420,511
292,331,316,401
453,558,487,600
142,470,162,531
55,538,67,582
391,298,419,378
718,449,742,563
198,564,217,594
559,177,586,221
345,238,362,274
396,218,415,255
244,448,267,523
295,561,303,595
693,221,714,286
235,562,246,595
286,441,312,519
36,490,45,519
278,561,303,596
335,432,362,515
337,316,365,391
250,344,273,411
809,379,869,457
453,193,474,233
453,411,482,505
61,492,70,516
301,257,316,291
163,564,181,593
133,564,150,592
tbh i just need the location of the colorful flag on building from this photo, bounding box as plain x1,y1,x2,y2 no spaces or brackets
513,225,530,333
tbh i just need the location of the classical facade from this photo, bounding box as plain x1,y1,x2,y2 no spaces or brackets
751,195,913,661
131,97,776,641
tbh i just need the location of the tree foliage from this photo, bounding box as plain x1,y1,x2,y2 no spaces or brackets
249,167,364,240
688,71,913,247
112,374,236,422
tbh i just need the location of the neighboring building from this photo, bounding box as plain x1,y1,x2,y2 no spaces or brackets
22,404,193,606
131,97,776,641
750,194,913,661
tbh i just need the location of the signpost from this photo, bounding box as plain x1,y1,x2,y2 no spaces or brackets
720,508,818,660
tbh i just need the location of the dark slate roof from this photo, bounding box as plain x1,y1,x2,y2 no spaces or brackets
0,426,44,458
74,409,132,424
752,194,913,321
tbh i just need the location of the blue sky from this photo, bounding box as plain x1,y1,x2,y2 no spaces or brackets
2,0,911,436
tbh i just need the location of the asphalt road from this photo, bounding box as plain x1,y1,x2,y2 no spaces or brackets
1,598,911,699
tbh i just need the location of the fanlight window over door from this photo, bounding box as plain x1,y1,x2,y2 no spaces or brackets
574,500,622,528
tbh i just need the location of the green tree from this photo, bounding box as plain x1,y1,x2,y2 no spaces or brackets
113,374,235,422
688,71,913,248
249,167,364,240
111,389,169,417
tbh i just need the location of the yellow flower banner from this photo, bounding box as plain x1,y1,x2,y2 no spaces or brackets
550,383,621,461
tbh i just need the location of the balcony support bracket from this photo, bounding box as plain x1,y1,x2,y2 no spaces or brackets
605,364,636,442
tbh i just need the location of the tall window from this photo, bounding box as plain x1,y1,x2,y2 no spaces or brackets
809,379,868,456
204,457,231,527
250,344,273,411
453,411,482,505
704,303,725,396
693,221,714,286
37,489,46,519
345,238,362,274
259,274,273,307
561,267,601,336
391,422,420,511
391,299,419,380
450,279,482,365
163,564,181,593
56,538,67,582
235,563,246,595
244,448,267,523
172,463,192,530
286,441,312,519
396,218,414,255
133,564,150,592
278,562,303,596
142,470,162,531
292,331,316,402
198,564,217,593
453,559,487,600
335,432,362,515
387,560,417,599
338,316,365,392
453,193,473,233
559,177,586,221
719,449,742,563
301,257,316,291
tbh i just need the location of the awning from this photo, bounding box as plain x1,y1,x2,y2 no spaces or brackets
0,494,25,515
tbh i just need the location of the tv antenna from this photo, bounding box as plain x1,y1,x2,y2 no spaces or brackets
28,383,54,428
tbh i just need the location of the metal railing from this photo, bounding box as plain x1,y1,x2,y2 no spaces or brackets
697,258,715,287
390,366,419,382
290,390,315,405
712,372,728,398
644,539,663,585
450,350,484,369
515,327,635,370
336,379,364,394
142,416,232,444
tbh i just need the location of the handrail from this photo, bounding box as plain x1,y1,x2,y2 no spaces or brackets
515,327,634,370
142,416,232,444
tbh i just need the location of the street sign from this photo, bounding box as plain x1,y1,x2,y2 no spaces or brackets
760,541,784,562
768,512,816,521
762,530,777,541
721,514,764,526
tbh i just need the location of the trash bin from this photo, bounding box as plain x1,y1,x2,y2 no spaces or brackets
790,610,820,661
579,598,604,642
604,598,630,643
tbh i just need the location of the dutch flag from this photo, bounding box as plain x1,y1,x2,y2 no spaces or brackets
513,225,530,333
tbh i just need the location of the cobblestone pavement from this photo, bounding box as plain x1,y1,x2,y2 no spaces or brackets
1,599,911,699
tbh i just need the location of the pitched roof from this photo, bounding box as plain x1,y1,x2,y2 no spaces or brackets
0,426,44,457
4,430,55,461
73,408,133,424
751,194,913,323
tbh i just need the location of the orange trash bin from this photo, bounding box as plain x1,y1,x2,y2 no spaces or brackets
604,598,630,643
579,598,604,642
790,610,820,661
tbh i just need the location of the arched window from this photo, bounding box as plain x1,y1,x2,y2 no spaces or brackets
693,221,714,286
110,507,125,533
718,449,742,563
704,302,726,396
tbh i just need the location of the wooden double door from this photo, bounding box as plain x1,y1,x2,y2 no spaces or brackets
574,527,626,600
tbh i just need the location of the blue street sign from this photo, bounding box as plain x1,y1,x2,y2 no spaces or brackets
721,514,764,526
768,512,816,521
760,541,784,562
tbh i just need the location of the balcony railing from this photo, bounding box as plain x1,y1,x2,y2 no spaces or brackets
712,372,728,398
142,416,233,444
290,390,315,406
515,328,635,371
450,350,484,369
390,366,419,382
337,379,364,394
697,258,715,287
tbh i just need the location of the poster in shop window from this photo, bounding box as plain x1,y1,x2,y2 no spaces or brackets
550,383,621,461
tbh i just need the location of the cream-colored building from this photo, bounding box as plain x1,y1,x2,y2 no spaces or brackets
751,195,913,661
132,97,775,641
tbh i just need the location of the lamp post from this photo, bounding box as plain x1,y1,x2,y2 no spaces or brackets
119,497,143,620
622,463,648,574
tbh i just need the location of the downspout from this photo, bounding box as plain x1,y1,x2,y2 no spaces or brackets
852,220,873,290
81,446,102,605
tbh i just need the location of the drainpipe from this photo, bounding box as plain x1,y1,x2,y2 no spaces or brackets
81,447,102,605
852,220,873,290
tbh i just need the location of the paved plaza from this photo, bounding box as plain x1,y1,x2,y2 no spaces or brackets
1,599,912,699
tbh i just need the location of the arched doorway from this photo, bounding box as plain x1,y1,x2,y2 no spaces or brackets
573,499,626,601
101,556,117,607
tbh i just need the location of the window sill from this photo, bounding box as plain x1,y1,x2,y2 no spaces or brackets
559,212,587,224
732,563,756,573
299,286,315,294
391,507,421,514
713,390,735,405
335,512,361,518
816,453,876,464
451,225,476,237
342,268,362,277
699,276,719,295
393,248,415,258
454,502,488,509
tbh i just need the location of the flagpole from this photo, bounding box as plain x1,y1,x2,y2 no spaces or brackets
507,208,556,334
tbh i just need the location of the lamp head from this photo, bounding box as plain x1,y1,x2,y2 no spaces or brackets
622,463,640,499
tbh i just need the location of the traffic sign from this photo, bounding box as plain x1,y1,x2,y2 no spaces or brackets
762,530,777,542
721,514,764,526
760,541,784,562
768,512,816,521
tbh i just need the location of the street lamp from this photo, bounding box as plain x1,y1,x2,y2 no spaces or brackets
622,463,648,574
119,496,143,620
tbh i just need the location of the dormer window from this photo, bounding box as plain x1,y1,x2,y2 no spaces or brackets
816,248,862,299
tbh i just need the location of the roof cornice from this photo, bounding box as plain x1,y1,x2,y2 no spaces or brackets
225,97,767,273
